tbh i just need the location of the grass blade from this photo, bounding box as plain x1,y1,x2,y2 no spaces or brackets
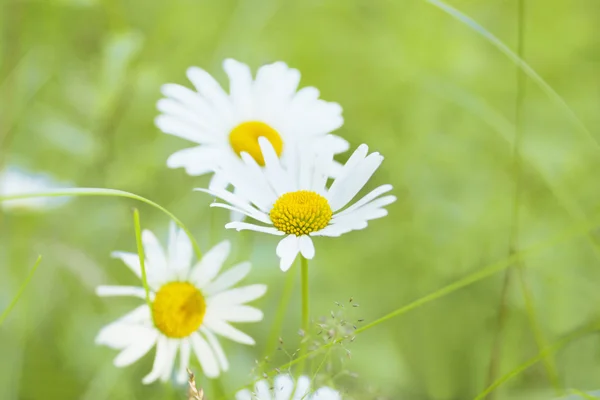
0,255,42,326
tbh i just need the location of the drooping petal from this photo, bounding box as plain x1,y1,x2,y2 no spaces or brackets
298,235,315,260
276,235,300,272
159,339,179,382
190,332,220,378
142,336,170,384
176,338,192,384
201,327,229,371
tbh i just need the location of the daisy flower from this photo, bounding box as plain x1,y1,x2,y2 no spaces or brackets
236,375,341,400
156,58,348,188
0,166,71,212
197,138,395,271
95,223,266,383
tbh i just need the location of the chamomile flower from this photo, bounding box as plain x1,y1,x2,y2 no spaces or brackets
236,375,341,400
95,223,266,383
197,138,395,271
156,58,348,188
0,166,71,211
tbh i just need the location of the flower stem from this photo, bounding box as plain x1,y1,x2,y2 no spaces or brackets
132,208,152,310
0,255,42,326
301,256,309,335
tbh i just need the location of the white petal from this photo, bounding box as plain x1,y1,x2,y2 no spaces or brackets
333,195,396,225
142,229,168,272
292,376,311,400
195,188,271,224
213,305,264,322
142,336,170,384
311,387,341,400
273,375,294,400
298,235,315,260
201,327,229,371
204,262,251,295
159,339,179,382
276,235,300,272
333,184,393,219
156,114,217,144
203,318,255,345
111,251,141,278
255,380,272,399
189,240,231,288
96,320,154,350
113,328,158,367
176,338,192,384
223,58,253,119
166,146,222,176
186,66,233,121
235,389,253,400
190,332,220,378
209,171,230,190
160,83,221,128
210,203,264,223
259,137,293,195
96,285,147,299
167,222,193,277
225,221,283,236
208,284,267,306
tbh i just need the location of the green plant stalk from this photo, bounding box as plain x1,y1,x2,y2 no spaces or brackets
263,264,296,358
222,210,600,400
0,255,42,326
473,321,600,400
297,255,310,375
132,209,152,311
570,389,599,400
0,188,202,259
426,0,594,144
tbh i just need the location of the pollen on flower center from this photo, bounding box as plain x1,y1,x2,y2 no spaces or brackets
229,121,283,166
152,281,206,338
270,190,333,236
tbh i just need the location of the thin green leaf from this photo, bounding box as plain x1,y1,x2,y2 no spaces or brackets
0,255,42,326
132,208,152,311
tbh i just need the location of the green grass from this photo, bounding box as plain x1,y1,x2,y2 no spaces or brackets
1,0,599,399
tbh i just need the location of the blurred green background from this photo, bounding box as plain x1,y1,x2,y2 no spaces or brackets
1,0,599,399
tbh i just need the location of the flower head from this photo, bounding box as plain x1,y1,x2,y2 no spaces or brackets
156,59,348,188
197,138,395,271
236,375,341,400
96,223,266,383
0,166,71,212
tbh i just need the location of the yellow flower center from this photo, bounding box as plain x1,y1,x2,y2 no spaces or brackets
229,121,283,166
152,282,206,338
270,190,333,236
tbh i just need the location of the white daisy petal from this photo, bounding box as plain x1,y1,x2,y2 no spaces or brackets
113,328,158,367
255,379,272,399
211,203,270,224
96,285,147,299
203,319,255,345
187,66,233,121
273,374,294,400
159,339,179,382
225,221,284,236
142,336,170,384
208,284,267,306
214,305,264,322
191,332,220,378
236,389,253,400
96,322,154,350
259,137,293,195
276,235,300,272
160,83,218,124
176,338,192,384
166,146,223,176
156,99,210,132
167,222,193,276
223,58,253,119
142,229,168,273
204,262,251,295
156,115,216,144
298,235,315,260
334,184,393,218
111,251,141,278
201,327,229,371
292,376,311,400
189,240,231,288
195,188,271,224
312,386,342,400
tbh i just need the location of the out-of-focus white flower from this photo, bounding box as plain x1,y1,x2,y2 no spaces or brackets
0,166,71,212
236,375,341,400
156,59,348,190
198,139,395,271
96,223,266,384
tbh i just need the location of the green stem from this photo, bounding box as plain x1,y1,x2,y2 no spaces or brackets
263,264,296,358
132,209,152,310
301,256,309,335
0,255,42,326
0,188,202,259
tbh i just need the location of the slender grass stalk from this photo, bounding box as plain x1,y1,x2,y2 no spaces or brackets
132,209,152,310
426,0,594,145
301,256,310,336
0,188,202,258
0,255,42,326
263,264,296,358
474,322,600,400
570,389,598,400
